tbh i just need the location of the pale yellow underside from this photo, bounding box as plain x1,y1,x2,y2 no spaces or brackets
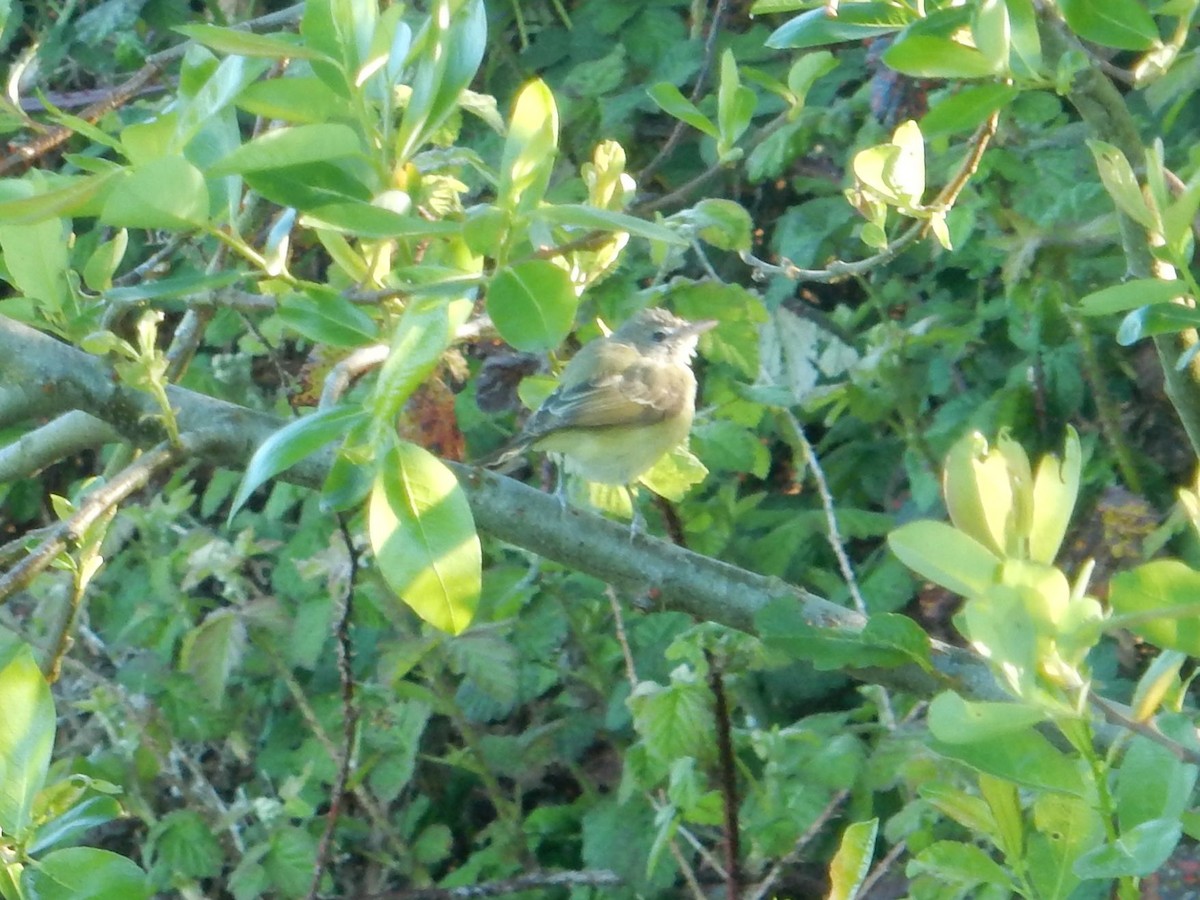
533,412,693,485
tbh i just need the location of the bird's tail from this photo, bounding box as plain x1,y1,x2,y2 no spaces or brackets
474,439,531,472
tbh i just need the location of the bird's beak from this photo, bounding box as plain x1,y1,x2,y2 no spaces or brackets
678,318,719,339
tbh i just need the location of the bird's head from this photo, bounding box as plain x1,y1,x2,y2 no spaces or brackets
611,308,718,363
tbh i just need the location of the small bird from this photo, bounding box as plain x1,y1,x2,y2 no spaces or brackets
483,307,717,490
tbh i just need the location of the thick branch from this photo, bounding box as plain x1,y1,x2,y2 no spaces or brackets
0,313,1001,700
0,411,120,483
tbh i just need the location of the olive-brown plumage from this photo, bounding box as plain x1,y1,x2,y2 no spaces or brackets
485,308,716,486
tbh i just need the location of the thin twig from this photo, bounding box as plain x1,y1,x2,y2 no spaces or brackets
740,109,1000,284
746,788,850,900
637,0,730,185
0,440,183,604
858,838,906,898
707,654,742,899
306,517,361,900
269,649,409,858
1089,693,1200,766
637,111,796,217
0,4,305,175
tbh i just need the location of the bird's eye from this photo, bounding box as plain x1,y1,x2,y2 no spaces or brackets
651,330,668,343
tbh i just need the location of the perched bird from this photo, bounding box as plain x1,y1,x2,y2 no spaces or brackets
483,307,717,490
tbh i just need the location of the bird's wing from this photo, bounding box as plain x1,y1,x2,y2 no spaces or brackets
521,348,690,439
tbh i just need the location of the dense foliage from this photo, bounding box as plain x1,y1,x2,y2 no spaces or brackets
4,0,1200,898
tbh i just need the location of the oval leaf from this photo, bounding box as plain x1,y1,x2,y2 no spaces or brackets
0,642,54,839
369,441,481,634
487,260,578,352
888,520,1000,598
1077,278,1187,315
1059,0,1159,51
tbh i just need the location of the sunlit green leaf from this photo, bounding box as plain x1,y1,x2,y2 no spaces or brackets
487,260,577,352
0,638,54,839
828,819,877,900
887,520,1000,598
1059,0,1160,51
369,440,481,634
21,848,150,900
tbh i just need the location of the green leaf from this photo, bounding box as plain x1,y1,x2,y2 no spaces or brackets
1110,559,1200,654
179,609,245,705
209,124,363,176
27,796,122,856
174,23,326,59
755,598,914,670
1028,427,1081,565
371,295,472,428
278,289,380,347
1117,302,1200,345
1005,0,1043,76
229,406,366,521
884,8,1002,79
1073,818,1181,878
887,520,1000,598
486,260,578,352
766,3,911,49
236,76,350,124
1026,795,1103,899
100,157,209,229
368,440,481,634
0,175,110,224
1116,724,1198,833
0,641,54,839
972,0,1011,73
21,848,150,900
853,120,925,209
627,674,715,764
691,198,753,252
717,50,756,156
299,202,460,239
828,819,878,900
1059,0,1160,51
535,204,687,246
786,51,839,103
83,229,128,292
860,613,933,671
928,691,1047,743
908,841,1015,892
638,445,709,501
243,162,364,209
173,54,262,154
931,727,1087,796
150,810,223,879
1077,278,1187,315
497,77,559,211
1088,140,1158,230
0,214,69,312
263,826,317,898
104,270,245,304
395,0,487,164
646,83,719,138
921,84,1018,140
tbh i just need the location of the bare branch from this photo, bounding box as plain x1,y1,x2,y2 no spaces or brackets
0,411,120,483
0,440,184,604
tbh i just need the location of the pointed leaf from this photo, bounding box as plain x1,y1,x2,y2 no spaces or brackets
229,406,366,520
888,520,1000,598
369,441,481,634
